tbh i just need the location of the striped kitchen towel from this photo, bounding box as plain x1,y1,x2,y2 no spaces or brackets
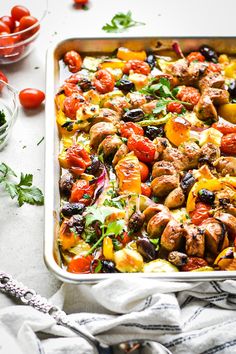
1,278,236,354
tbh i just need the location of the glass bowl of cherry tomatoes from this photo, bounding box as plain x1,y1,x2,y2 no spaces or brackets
0,1,47,64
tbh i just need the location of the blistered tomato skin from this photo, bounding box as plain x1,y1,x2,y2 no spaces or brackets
63,93,85,119
167,101,184,114
120,122,144,139
190,202,211,225
11,5,31,22
176,87,200,109
19,88,45,109
127,134,157,163
93,69,115,94
64,50,82,73
123,60,151,75
181,257,208,271
221,133,236,155
66,144,91,176
212,121,236,135
68,255,93,274
187,52,205,63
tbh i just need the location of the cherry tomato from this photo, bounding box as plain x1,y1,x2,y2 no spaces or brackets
11,5,30,22
123,60,150,75
176,86,200,109
0,71,8,92
190,202,211,226
68,255,94,274
13,26,20,33
187,52,205,63
167,101,184,114
118,232,132,246
93,69,115,94
207,63,221,73
181,257,208,271
63,93,85,119
62,82,82,97
212,121,236,135
19,88,45,109
0,33,14,56
0,16,15,32
221,133,236,155
139,161,149,182
19,16,40,39
69,179,94,204
66,144,91,176
74,0,89,4
0,21,10,34
127,134,157,163
141,183,152,197
64,50,82,73
120,122,144,139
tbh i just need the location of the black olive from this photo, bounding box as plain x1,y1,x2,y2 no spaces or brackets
228,80,236,99
145,126,165,140
198,189,215,205
180,172,196,195
79,78,93,92
128,212,145,232
123,108,145,122
199,45,218,63
67,215,84,235
101,260,118,273
61,202,86,217
136,238,156,261
168,251,188,266
59,172,74,196
146,54,156,69
115,79,134,93
85,155,104,177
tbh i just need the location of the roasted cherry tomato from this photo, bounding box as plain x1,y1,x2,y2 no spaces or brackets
139,161,149,182
0,71,8,92
176,86,200,109
207,63,221,73
0,21,10,34
187,52,205,63
123,60,151,75
66,144,91,175
69,179,94,204
212,120,236,135
221,133,236,155
68,255,94,274
141,183,152,197
19,16,40,39
127,134,157,163
62,82,82,97
11,5,30,22
93,69,115,94
190,202,211,226
120,122,144,139
64,50,82,73
74,0,89,4
167,101,185,114
118,231,132,246
19,88,45,109
181,257,208,271
0,16,15,32
63,93,85,119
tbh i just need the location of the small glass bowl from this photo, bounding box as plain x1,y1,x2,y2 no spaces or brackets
0,0,47,64
0,80,18,150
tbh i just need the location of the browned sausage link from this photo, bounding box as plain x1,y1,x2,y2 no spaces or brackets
160,219,186,251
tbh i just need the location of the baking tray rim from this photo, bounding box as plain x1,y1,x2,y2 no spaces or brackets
45,35,236,283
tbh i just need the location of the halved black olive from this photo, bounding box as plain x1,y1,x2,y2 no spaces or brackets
79,78,93,92
59,172,74,196
198,189,215,205
199,45,218,63
145,126,165,140
168,251,188,266
101,260,118,273
85,155,104,177
61,202,86,217
228,80,236,99
136,238,156,261
115,79,134,93
146,54,156,69
67,215,84,235
123,108,145,122
128,212,145,232
180,172,196,195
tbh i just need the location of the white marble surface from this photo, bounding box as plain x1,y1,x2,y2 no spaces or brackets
0,0,236,308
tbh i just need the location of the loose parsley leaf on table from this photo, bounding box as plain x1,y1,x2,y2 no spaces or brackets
0,162,44,206
102,11,145,33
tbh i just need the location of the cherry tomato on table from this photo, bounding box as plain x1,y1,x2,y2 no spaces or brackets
176,86,200,110
19,88,45,109
0,71,8,92
0,21,11,34
120,122,144,139
0,16,15,32
63,93,85,119
0,33,14,56
187,52,205,63
64,50,82,73
66,144,91,176
74,0,89,4
190,202,211,226
212,120,236,135
68,255,94,274
11,5,30,22
181,257,208,271
93,69,115,94
127,134,157,163
123,60,151,75
167,101,185,114
69,179,94,204
221,133,236,155
139,161,149,182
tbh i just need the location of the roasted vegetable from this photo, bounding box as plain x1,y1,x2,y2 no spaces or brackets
115,153,141,194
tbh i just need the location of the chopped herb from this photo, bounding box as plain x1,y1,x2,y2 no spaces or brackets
152,196,160,203
103,198,126,209
37,137,44,146
112,238,122,251
0,162,44,207
83,193,91,200
102,11,145,33
0,110,6,127
150,238,160,250
94,260,102,273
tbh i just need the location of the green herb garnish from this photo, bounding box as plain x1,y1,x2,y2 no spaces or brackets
102,11,145,33
0,162,44,206
0,110,6,127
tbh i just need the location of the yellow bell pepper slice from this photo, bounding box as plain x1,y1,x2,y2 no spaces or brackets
214,247,236,270
115,153,141,195
103,236,114,260
165,115,191,146
58,149,69,169
117,47,147,61
224,61,236,78
99,59,125,70
218,104,236,124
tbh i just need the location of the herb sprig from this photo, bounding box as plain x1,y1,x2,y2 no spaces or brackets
102,11,145,33
0,163,44,206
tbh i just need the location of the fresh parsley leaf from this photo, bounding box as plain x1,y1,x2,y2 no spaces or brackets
0,163,44,206
102,11,145,33
85,205,115,226
153,99,168,114
103,198,126,209
106,219,125,237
